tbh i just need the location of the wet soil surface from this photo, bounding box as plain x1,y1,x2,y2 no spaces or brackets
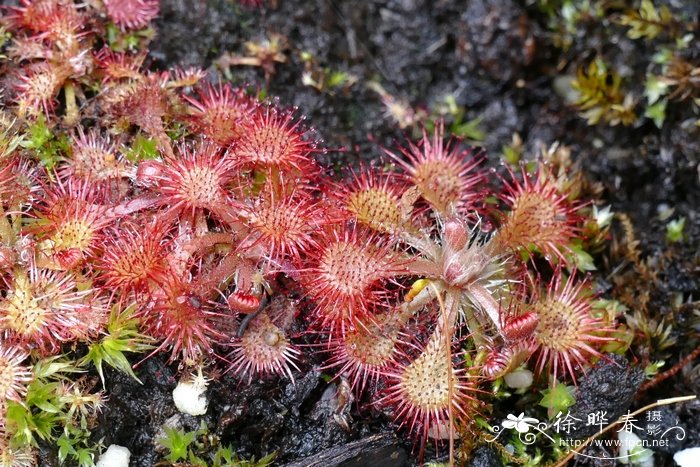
89,0,700,465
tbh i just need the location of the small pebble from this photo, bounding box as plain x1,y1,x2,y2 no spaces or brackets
504,369,533,389
617,430,653,466
96,445,130,467
173,380,208,416
673,446,700,467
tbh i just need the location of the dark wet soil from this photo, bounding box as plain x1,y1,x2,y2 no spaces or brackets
86,0,700,465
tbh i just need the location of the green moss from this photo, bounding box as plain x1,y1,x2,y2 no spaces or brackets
572,59,637,126
618,0,676,41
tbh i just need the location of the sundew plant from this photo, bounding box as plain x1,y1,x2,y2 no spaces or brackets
0,1,622,465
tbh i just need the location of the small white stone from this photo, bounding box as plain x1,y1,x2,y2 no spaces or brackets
504,369,533,389
96,445,131,467
673,446,700,467
553,75,577,104
172,380,208,416
617,430,653,466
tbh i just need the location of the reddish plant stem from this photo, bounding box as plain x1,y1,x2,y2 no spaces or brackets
640,343,700,392
179,232,237,258
194,254,246,296
105,193,160,218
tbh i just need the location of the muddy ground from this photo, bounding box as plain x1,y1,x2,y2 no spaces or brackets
63,0,700,465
